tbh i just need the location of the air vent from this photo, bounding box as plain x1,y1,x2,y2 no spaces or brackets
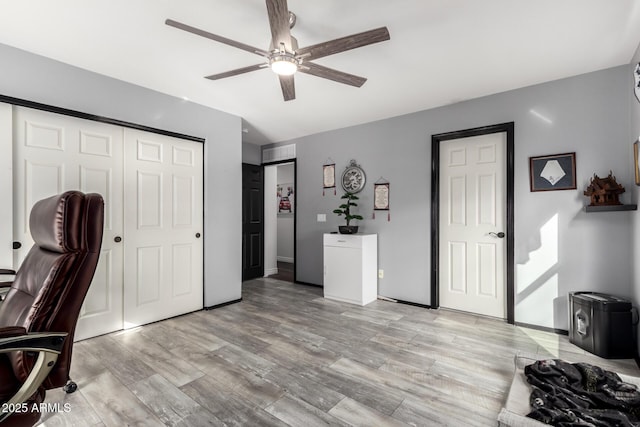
262,144,296,163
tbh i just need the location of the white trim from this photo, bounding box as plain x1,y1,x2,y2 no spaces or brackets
264,268,278,277
277,256,294,263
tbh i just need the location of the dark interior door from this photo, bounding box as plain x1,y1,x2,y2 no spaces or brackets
242,163,264,281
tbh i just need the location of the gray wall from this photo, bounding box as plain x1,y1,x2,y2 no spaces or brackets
0,43,243,307
242,141,262,165
274,65,632,330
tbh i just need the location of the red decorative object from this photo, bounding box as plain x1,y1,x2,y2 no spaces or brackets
583,171,625,206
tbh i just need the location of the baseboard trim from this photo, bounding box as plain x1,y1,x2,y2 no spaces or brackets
294,280,322,288
396,299,433,309
277,256,294,263
264,268,278,277
204,298,242,310
515,321,568,336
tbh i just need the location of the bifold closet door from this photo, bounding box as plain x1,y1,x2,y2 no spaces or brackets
123,129,203,327
12,106,125,340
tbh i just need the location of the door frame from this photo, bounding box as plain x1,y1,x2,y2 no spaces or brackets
262,159,297,283
430,122,515,324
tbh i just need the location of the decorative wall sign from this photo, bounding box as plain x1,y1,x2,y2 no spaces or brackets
373,177,390,221
529,152,576,192
323,160,336,196
341,159,366,193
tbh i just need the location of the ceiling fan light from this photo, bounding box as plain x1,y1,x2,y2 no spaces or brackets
270,55,298,76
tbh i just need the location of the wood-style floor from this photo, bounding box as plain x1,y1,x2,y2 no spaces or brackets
267,262,294,283
36,278,638,426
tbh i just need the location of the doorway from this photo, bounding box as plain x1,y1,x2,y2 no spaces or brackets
263,161,296,283
431,122,514,323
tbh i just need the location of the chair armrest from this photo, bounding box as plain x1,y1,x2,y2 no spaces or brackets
0,269,15,296
0,331,67,423
0,326,27,338
0,330,66,353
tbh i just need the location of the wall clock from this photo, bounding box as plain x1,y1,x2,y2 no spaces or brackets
635,62,640,103
341,159,366,193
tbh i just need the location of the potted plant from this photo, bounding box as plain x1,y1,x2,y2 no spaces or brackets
333,192,364,234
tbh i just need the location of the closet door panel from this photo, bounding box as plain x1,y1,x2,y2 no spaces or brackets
123,129,203,327
13,106,124,340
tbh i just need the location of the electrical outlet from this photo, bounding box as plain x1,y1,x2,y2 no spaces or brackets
378,269,384,279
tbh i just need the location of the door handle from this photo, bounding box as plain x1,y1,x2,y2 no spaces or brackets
12,242,21,250
114,236,122,243
488,232,505,239
195,233,201,238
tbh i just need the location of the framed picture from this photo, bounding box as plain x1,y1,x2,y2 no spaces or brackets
635,141,640,186
529,152,576,192
277,182,294,214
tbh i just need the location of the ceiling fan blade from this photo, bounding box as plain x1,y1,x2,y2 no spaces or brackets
265,0,292,50
166,19,269,57
205,64,266,80
297,27,390,61
299,62,367,87
279,74,295,101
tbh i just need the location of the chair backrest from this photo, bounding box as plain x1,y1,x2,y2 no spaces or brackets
0,191,104,389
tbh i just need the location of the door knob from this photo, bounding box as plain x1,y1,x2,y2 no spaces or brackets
488,232,505,239
12,241,21,250
195,233,201,238
114,236,122,243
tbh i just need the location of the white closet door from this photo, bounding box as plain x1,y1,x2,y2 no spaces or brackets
12,106,124,339
123,129,203,327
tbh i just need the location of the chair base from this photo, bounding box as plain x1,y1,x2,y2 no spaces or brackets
62,380,77,394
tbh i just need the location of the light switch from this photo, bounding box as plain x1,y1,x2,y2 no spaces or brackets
317,214,326,222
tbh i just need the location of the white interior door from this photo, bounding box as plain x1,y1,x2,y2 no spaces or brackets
123,129,203,327
12,106,124,339
438,132,506,318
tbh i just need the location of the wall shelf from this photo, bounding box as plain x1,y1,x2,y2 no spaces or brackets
584,204,637,212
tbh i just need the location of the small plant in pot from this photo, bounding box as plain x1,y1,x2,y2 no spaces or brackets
333,192,364,234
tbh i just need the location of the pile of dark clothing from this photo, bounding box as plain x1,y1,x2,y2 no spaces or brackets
526,359,640,426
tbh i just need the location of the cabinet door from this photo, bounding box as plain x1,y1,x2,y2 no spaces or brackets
324,246,362,304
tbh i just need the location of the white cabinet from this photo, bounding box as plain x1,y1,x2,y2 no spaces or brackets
323,233,378,306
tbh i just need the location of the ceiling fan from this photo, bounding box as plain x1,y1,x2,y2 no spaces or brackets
165,0,390,101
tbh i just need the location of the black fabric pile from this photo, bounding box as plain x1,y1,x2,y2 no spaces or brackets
525,359,640,426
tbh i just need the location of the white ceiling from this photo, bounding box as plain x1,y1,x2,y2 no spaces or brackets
1,1,640,145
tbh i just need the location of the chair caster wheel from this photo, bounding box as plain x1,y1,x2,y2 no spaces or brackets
63,381,77,394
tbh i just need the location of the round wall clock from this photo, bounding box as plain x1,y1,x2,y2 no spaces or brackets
341,159,366,193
